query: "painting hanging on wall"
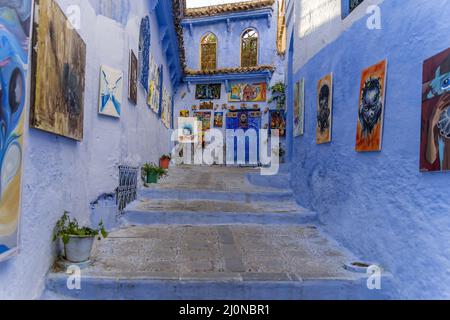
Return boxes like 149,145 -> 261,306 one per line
356,60 -> 388,152
128,50 -> 138,105
139,15 -> 151,92
0,0 -> 33,261
229,82 -> 267,102
178,117 -> 198,143
195,84 -> 221,100
199,101 -> 214,110
194,112 -> 212,132
420,48 -> 450,172
270,110 -> 286,137
161,87 -> 172,129
294,79 -> 305,137
316,73 -> 333,144
99,65 -> 123,118
214,112 -> 224,128
31,0 -> 86,141
180,110 -> 190,117
148,57 -> 161,114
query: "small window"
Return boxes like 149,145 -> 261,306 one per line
200,32 -> 217,71
241,28 -> 258,67
342,0 -> 364,19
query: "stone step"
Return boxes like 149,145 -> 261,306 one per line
246,171 -> 291,190
43,225 -> 394,300
122,199 -> 317,226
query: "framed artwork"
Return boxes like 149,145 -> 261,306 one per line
0,0 -> 33,262
214,112 -> 224,128
316,73 -> 333,144
178,117 -> 198,143
180,110 -> 190,117
99,66 -> 123,118
31,0 -> 86,141
356,60 -> 388,152
294,78 -> 305,137
194,112 -> 212,132
128,50 -> 138,105
270,110 -> 286,137
199,101 -> 214,110
148,57 -> 161,114
161,86 -> 172,129
195,84 -> 221,100
138,15 -> 151,92
420,48 -> 450,172
229,82 -> 267,102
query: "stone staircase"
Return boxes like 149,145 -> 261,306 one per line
43,165 -> 393,300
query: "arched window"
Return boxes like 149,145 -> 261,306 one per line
200,32 -> 217,70
241,28 -> 258,67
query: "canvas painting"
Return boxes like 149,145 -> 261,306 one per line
316,74 -> 333,144
214,112 -> 224,128
180,110 -> 190,117
161,87 -> 172,129
356,60 -> 388,152
31,0 -> 86,141
294,79 -> 305,137
196,84 -> 221,100
148,57 -> 161,114
270,110 -> 286,137
199,101 -> 214,110
128,50 -> 138,105
139,15 -> 151,92
0,0 -> 33,261
194,112 -> 212,132
420,48 -> 450,172
99,66 -> 123,118
229,83 -> 267,102
178,117 -> 198,143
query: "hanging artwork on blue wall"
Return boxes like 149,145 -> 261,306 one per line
0,0 -> 32,262
139,15 -> 151,92
99,65 -> 123,118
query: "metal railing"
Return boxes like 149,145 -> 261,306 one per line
116,165 -> 139,212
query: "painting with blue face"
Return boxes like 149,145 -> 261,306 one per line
0,0 -> 32,261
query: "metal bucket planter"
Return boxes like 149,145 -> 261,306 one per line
146,172 -> 159,184
64,235 -> 95,263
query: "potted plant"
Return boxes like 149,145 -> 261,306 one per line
53,211 -> 108,263
142,163 -> 167,184
160,154 -> 171,169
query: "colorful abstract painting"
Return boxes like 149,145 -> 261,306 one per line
356,60 -> 387,152
294,79 -> 305,137
178,117 -> 198,143
0,0 -> 32,261
99,66 -> 123,118
270,110 -> 286,137
420,48 -> 450,172
229,82 -> 267,102
196,84 -> 221,100
128,50 -> 138,105
214,112 -> 224,128
194,112 -> 212,132
199,101 -> 214,110
161,86 -> 172,129
31,0 -> 86,141
147,56 -> 161,114
180,110 -> 190,117
139,15 -> 151,92
316,74 -> 333,144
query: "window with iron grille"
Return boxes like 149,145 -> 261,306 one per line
200,32 -> 217,70
116,165 -> 138,212
241,28 -> 259,67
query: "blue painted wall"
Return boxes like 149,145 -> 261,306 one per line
291,0 -> 450,299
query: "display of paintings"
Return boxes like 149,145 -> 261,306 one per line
214,112 -> 224,128
200,101 -> 214,110
128,50 -> 138,105
180,110 -> 190,117
194,112 -> 212,132
178,117 -> 198,143
316,74 -> 333,144
139,15 -> 151,92
294,79 -> 305,137
196,84 -> 221,100
0,0 -> 33,261
161,87 -> 172,129
229,82 -> 267,102
270,110 -> 286,137
148,56 -> 161,114
31,0 -> 86,141
356,60 -> 388,152
420,48 -> 450,172
99,66 -> 123,118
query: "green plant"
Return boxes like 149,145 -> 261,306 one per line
142,163 -> 167,178
268,82 -> 286,110
53,211 -> 107,245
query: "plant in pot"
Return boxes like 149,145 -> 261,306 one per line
142,162 -> 167,184
160,154 -> 171,169
53,211 -> 108,263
